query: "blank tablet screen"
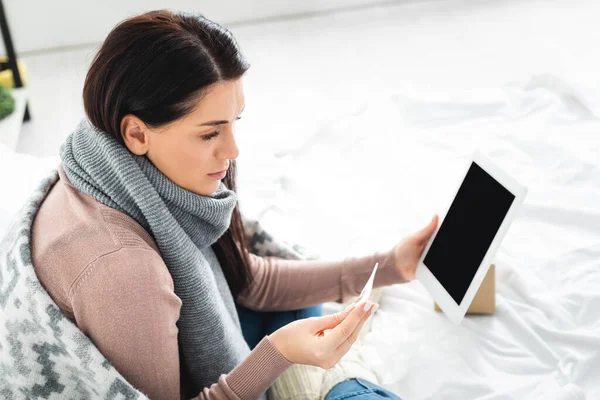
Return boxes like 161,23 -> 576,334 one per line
423,162 -> 515,305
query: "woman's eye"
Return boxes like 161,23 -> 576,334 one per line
235,116 -> 242,121
202,131 -> 220,141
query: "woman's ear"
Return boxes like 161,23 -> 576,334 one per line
120,114 -> 151,155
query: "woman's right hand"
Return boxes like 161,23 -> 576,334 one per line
268,300 -> 378,369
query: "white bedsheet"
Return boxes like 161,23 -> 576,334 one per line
231,73 -> 599,399
360,80 -> 599,400
2,1 -> 599,398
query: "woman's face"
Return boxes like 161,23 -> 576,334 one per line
121,78 -> 245,196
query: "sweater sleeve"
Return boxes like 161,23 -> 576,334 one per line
237,249 -> 404,311
70,247 -> 291,400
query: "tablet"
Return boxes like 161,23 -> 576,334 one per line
416,150 -> 527,324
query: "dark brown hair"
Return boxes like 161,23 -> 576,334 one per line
82,10 -> 253,297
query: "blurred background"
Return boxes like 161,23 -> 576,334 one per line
2,0 -> 599,157
1,0 -> 599,398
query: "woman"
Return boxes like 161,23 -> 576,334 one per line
30,10 -> 438,400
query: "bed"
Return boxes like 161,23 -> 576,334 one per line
1,0 -> 598,398
232,76 -> 599,400
2,75 -> 597,398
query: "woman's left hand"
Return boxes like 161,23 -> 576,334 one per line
391,214 -> 439,281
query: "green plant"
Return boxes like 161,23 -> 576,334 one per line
0,85 -> 16,121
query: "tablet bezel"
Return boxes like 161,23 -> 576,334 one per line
416,149 -> 528,324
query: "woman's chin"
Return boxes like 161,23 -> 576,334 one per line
195,180 -> 221,196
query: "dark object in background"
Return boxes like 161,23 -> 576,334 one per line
0,0 -> 30,121
0,85 -> 15,120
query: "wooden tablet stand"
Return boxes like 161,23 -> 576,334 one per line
434,264 -> 496,314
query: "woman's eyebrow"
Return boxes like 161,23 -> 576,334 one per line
197,104 -> 245,126
198,120 -> 228,126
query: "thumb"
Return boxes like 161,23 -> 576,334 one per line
309,303 -> 357,333
414,214 -> 438,243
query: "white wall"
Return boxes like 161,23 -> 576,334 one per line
1,0 -> 392,54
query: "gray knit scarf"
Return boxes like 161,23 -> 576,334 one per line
60,118 -> 251,396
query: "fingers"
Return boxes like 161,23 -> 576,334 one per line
310,303 -> 356,333
328,300 -> 376,347
334,302 -> 377,358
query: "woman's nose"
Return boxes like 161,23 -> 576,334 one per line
216,127 -> 239,161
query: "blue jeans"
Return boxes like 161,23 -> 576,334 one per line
236,303 -> 402,399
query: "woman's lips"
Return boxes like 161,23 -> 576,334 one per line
207,169 -> 227,180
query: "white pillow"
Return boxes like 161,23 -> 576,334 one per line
0,144 -> 59,237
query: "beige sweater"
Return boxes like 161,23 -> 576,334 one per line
31,166 -> 402,400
